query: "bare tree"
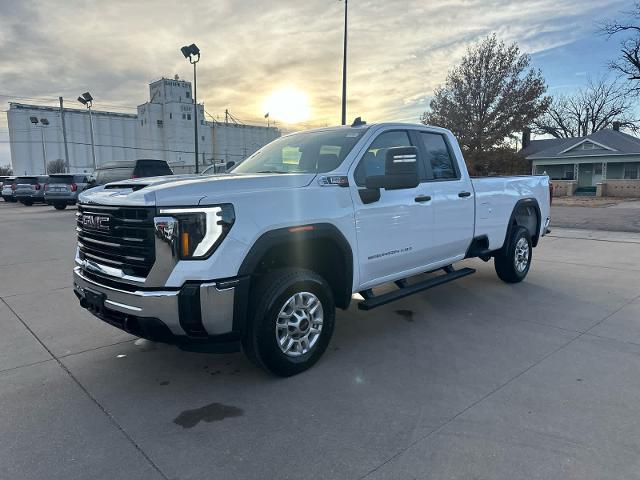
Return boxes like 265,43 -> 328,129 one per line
47,159 -> 66,174
422,35 -> 550,168
0,165 -> 12,176
601,2 -> 640,95
534,78 -> 638,138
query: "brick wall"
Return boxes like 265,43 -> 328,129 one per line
600,180 -> 640,197
551,180 -> 577,197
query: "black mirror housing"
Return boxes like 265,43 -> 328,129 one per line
225,161 -> 235,171
365,146 -> 420,190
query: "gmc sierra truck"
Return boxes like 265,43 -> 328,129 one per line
73,122 -> 550,376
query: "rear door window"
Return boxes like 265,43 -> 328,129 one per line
50,175 -> 74,184
419,132 -> 458,180
17,177 -> 37,185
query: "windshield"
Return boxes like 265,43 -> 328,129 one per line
232,128 -> 366,175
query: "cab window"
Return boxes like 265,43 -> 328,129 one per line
354,131 -> 412,187
419,132 -> 458,180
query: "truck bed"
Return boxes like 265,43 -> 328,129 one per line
471,175 -> 550,250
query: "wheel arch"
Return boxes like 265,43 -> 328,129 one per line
238,223 -> 354,310
503,198 -> 542,249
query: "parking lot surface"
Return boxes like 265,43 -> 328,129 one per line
2,201 -> 640,480
552,199 -> 640,232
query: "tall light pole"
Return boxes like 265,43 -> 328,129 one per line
77,92 -> 97,170
340,0 -> 348,125
30,116 -> 49,173
181,43 -> 201,173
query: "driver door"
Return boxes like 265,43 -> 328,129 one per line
350,129 -> 435,289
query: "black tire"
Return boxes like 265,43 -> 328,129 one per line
22,200 -> 33,206
53,203 -> 67,210
494,226 -> 532,283
242,268 -> 335,377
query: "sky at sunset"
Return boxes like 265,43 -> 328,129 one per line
0,0 -> 633,165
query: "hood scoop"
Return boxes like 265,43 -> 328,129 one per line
104,183 -> 148,192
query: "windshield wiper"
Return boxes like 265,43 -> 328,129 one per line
255,170 -> 291,174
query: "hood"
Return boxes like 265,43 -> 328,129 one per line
79,173 -> 317,207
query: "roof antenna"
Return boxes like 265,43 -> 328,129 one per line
351,116 -> 366,127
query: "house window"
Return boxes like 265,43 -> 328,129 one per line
169,113 -> 172,119
187,114 -> 191,121
186,91 -> 190,98
624,163 -> 639,179
157,120 -> 163,128
182,114 -> 186,120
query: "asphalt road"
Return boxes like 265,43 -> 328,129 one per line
552,200 -> 640,232
2,202 -> 640,480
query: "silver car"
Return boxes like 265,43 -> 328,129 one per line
1,176 -> 16,202
45,174 -> 90,210
14,175 -> 49,206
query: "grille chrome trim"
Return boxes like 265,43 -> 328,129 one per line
76,256 -> 146,284
77,204 -> 155,281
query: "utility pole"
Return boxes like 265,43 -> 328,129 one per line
59,97 -> 70,173
88,106 -> 97,169
341,0 -> 348,125
181,43 -> 201,173
77,92 -> 97,170
193,60 -> 199,173
40,124 -> 47,173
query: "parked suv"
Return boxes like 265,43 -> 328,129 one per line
88,159 -> 173,187
15,175 -> 49,206
1,177 -> 17,202
45,174 -> 90,210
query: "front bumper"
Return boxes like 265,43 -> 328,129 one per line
73,267 -> 241,352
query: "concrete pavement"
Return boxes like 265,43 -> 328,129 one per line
1,202 -> 640,479
552,199 -> 640,232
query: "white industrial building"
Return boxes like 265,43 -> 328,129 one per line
6,77 -> 280,175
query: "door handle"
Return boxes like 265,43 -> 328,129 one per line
458,191 -> 471,198
414,195 -> 432,203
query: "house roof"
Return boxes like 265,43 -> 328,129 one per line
521,129 -> 640,160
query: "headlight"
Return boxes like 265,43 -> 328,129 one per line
157,204 -> 234,259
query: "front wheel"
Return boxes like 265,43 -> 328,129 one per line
494,226 -> 532,283
242,268 -> 335,377
53,203 -> 67,210
21,200 -> 33,206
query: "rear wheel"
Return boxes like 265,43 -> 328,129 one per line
242,268 -> 335,377
53,203 -> 67,210
22,200 -> 33,206
494,226 -> 532,283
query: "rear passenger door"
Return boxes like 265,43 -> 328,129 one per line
417,131 -> 474,262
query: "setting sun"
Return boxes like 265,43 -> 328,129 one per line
263,88 -> 311,124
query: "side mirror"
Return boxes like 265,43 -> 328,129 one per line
365,146 -> 420,190
225,161 -> 235,171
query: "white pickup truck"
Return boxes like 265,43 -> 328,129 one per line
74,122 -> 550,376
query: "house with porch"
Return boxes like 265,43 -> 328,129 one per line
520,123 -> 640,197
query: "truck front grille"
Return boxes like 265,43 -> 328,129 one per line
77,204 -> 156,279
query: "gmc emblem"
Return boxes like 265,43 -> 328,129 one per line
81,214 -> 110,232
